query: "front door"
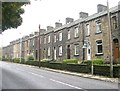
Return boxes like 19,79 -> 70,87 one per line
113,39 -> 119,60
87,48 -> 91,60
67,45 -> 70,59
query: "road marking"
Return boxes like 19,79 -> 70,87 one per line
30,72 -> 44,78
50,78 -> 82,89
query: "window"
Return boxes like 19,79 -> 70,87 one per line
74,44 -> 79,55
26,41 -> 29,47
59,32 -> 62,41
33,39 -> 35,46
59,46 -> 62,56
68,30 -> 70,40
48,35 -> 50,43
48,47 -> 50,56
74,27 -> 79,37
86,24 -> 90,36
96,20 -> 101,33
54,35 -> 56,43
44,37 -> 46,44
112,16 -> 117,29
96,40 -> 103,54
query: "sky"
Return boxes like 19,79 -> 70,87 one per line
0,0 -> 120,47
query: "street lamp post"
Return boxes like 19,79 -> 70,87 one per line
38,24 -> 41,68
107,0 -> 113,78
19,33 -> 22,63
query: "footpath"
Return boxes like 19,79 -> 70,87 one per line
40,67 -> 119,83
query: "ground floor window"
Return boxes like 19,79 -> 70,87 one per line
74,44 -> 79,56
48,47 -> 50,56
59,46 -> 62,56
96,40 -> 103,54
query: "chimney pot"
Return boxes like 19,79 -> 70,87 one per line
47,26 -> 54,31
97,4 -> 107,13
79,12 -> 88,18
66,17 -> 74,24
55,22 -> 62,28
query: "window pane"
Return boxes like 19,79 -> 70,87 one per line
96,40 -> 103,54
75,45 -> 79,55
98,45 -> 102,53
68,30 -> 70,39
96,20 -> 101,33
74,27 -> 78,37
59,32 -> 62,41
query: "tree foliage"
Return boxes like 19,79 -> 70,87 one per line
2,2 -> 30,31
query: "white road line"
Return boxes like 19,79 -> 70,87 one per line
50,78 -> 82,89
30,72 -> 44,78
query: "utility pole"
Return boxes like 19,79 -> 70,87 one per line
107,0 -> 113,78
38,24 -> 41,68
19,33 -> 22,63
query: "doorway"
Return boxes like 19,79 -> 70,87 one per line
113,39 -> 119,61
67,45 -> 70,59
87,48 -> 91,60
54,47 -> 57,60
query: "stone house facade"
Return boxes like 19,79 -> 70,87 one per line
2,2 -> 120,63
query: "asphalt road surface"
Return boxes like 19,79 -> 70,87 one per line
0,61 -> 119,91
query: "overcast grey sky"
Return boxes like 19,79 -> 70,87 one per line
0,0 -> 120,46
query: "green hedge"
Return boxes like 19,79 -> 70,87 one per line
84,58 -> 103,65
27,55 -> 34,61
13,58 -> 20,63
63,59 -> 78,64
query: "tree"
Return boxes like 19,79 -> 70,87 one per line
2,2 -> 30,31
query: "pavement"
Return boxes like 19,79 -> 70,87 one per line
42,67 -> 119,83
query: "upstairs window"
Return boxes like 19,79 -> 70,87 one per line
86,24 -> 90,36
59,32 -> 62,41
112,16 -> 117,29
68,30 -> 70,40
44,37 -> 46,44
54,35 -> 56,43
74,27 -> 79,38
48,35 -> 50,43
96,20 -> 102,33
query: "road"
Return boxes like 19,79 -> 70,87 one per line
0,61 -> 119,91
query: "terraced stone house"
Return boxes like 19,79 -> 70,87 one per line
2,2 -> 120,63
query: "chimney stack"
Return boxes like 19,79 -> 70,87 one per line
97,4 -> 107,13
29,34 -> 34,37
79,12 -> 88,18
34,32 -> 39,35
47,26 -> 54,31
55,22 -> 62,28
65,17 -> 74,24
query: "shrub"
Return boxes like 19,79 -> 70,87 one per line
41,59 -> 53,63
93,58 -> 103,64
13,58 -> 20,63
27,55 -> 34,61
63,59 -> 78,64
84,58 -> 103,65
20,57 -> 25,64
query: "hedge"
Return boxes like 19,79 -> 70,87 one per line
63,59 -> 78,64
